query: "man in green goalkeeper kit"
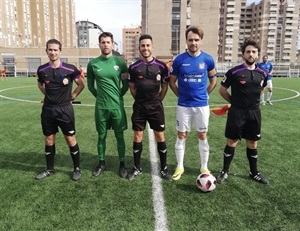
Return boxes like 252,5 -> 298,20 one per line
87,32 -> 129,178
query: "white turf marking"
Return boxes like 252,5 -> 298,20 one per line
0,86 -> 299,107
147,123 -> 169,231
1,83 -> 300,229
269,87 -> 300,102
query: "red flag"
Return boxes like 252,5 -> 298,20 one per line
211,104 -> 230,116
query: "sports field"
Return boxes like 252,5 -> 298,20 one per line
0,77 -> 299,231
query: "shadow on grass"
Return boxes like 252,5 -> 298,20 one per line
0,151 -> 156,179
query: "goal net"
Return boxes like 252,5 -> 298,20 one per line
15,68 -> 29,77
288,69 -> 300,78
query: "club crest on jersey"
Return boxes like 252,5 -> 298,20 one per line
45,80 -> 50,84
114,65 -> 119,71
63,78 -> 69,85
199,63 -> 205,69
156,74 -> 161,81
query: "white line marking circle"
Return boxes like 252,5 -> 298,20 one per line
1,86 -> 299,107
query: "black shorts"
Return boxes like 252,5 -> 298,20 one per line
41,104 -> 75,136
225,107 -> 261,141
131,102 -> 165,131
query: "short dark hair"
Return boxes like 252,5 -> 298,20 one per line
46,39 -> 62,51
139,34 -> 152,42
98,32 -> 114,43
185,26 -> 204,39
241,39 -> 260,54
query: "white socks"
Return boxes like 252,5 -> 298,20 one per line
261,92 -> 272,102
175,137 -> 210,171
175,137 -> 185,169
198,139 -> 210,171
260,93 -> 265,102
267,92 -> 272,101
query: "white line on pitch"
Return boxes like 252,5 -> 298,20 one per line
147,123 -> 169,231
1,86 -> 299,107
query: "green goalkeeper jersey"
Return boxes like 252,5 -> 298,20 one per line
87,55 -> 128,109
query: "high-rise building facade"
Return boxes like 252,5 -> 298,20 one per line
141,0 -> 300,64
0,0 -> 77,48
247,0 -> 300,64
76,20 -> 104,48
0,0 -> 103,77
141,0 -> 220,61
122,27 -> 141,64
218,0 -> 246,63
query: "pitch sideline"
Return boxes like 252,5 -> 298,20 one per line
148,124 -> 169,231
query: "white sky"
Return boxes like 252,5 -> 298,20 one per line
74,0 -> 141,47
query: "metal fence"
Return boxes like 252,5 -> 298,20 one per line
216,63 -> 300,77
3,60 -> 90,78
3,61 -> 300,78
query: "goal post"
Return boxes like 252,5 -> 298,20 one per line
15,68 -> 29,77
288,69 -> 299,78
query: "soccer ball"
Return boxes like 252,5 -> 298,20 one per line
196,173 -> 217,192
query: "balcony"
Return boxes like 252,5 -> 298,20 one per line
268,33 -> 276,37
225,44 -> 233,48
227,1 -> 235,6
283,44 -> 292,49
282,56 -> 291,60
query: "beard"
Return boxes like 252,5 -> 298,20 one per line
102,51 -> 110,56
141,54 -> 151,59
188,45 -> 201,56
244,59 -> 256,66
140,50 -> 151,59
188,46 -> 197,52
101,48 -> 112,56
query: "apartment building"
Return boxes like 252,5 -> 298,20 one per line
141,0 -> 299,65
218,0 -> 246,63
0,0 -> 101,76
141,0 -> 220,61
251,0 -> 300,64
122,27 -> 141,64
76,20 -> 104,49
0,0 -> 77,48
